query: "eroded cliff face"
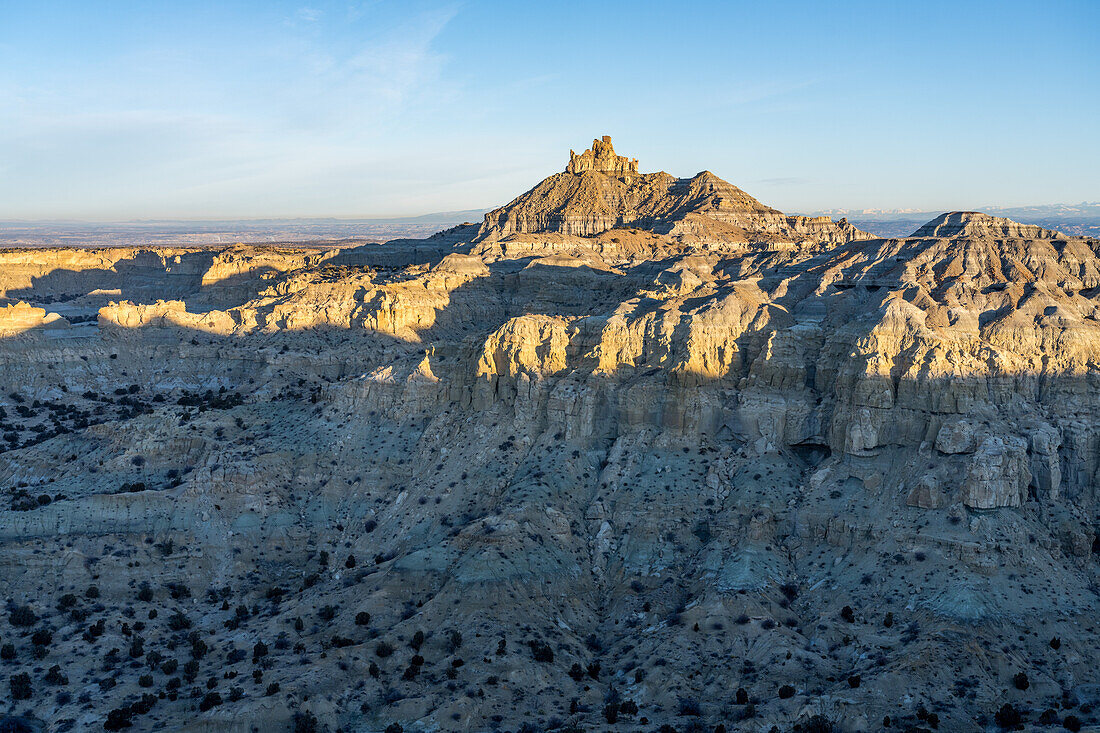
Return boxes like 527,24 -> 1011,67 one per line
1,153 -> 1100,733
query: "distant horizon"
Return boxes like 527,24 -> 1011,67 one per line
2,1 -> 1097,219
1,201 -> 1099,227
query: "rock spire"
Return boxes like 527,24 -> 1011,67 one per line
565,135 -> 639,176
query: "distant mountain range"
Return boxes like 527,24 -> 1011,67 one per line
805,202 -> 1100,238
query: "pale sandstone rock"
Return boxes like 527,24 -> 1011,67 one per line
935,419 -> 979,454
565,136 -> 639,176
0,301 -> 69,334
907,474 -> 948,509
962,436 -> 1031,508
1029,423 -> 1063,500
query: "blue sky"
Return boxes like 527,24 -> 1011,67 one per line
1,0 -> 1097,219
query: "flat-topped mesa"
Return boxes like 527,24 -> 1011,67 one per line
566,136 -> 639,176
911,211 -> 1064,239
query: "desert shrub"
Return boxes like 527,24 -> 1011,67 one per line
166,583 -> 190,600
45,665 -> 68,685
355,612 -> 371,627
1013,672 -> 1029,690
375,641 -> 394,658
1064,715 -> 1082,732
994,703 -> 1023,728
138,674 -> 153,688
293,711 -> 319,733
199,691 -> 222,712
445,629 -> 462,653
253,641 -> 268,660
802,715 -> 835,733
57,593 -> 78,611
265,682 -> 280,696
883,612 -> 894,628
410,630 -> 424,650
603,701 -> 619,723
1050,637 -> 1061,650
778,684 -> 796,699
569,663 -> 584,681
167,612 -> 191,631
104,707 -> 132,730
735,687 -> 749,704
840,606 -> 855,623
528,640 -> 554,663
161,658 -> 178,674
1,643 -> 15,661
317,605 -> 336,622
9,605 -> 37,627
10,671 -> 32,699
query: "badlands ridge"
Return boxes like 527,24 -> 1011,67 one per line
1,138 -> 1100,732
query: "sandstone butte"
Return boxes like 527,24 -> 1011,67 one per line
0,138 -> 1099,733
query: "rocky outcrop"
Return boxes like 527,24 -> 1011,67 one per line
962,436 -> 1031,508
565,135 -> 639,176
477,138 -> 873,247
0,302 -> 69,335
